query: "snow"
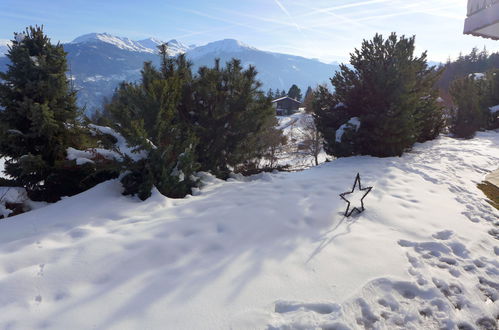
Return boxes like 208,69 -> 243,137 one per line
29,56 -> 39,66
71,33 -> 157,53
187,39 -> 254,60
470,72 -> 486,80
0,131 -> 498,329
71,33 -> 193,56
276,112 -> 328,168
0,187 -> 28,218
0,39 -> 12,57
88,124 -> 148,161
336,117 -> 361,143
272,96 -> 300,103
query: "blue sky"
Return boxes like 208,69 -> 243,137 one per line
1,0 -> 497,63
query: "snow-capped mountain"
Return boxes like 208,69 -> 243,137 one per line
186,38 -> 337,99
70,33 -> 194,56
0,33 -> 340,113
0,39 -> 11,57
71,33 -> 156,53
187,39 -> 254,59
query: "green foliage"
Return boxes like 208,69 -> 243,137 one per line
438,47 -> 499,92
105,48 -> 199,200
0,26 -> 110,201
287,84 -> 302,101
449,71 -> 498,138
315,33 -> 444,158
190,58 -> 278,178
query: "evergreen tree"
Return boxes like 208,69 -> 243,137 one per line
190,59 -> 279,178
316,33 -> 443,158
288,84 -> 302,101
303,86 -> 315,113
0,26 -> 98,201
105,46 -> 198,200
266,88 -> 274,99
275,89 -> 281,98
449,73 -> 492,138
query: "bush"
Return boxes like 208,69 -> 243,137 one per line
104,50 -> 199,200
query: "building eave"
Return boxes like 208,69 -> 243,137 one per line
464,1 -> 499,39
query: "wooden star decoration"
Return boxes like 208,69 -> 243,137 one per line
340,173 -> 373,217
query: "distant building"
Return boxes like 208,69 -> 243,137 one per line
272,96 -> 301,116
464,0 -> 499,39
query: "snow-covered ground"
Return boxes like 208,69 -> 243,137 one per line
276,112 -> 328,169
0,131 -> 498,329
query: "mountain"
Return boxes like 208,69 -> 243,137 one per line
0,39 -> 11,57
0,33 -> 339,113
186,39 -> 336,98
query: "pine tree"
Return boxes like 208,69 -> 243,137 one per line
0,26 -> 94,201
105,46 -> 198,200
316,33 -> 443,157
275,89 -> 281,98
287,84 -> 302,101
190,59 -> 279,178
449,75 -> 487,138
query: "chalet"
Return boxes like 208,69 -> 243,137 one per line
272,96 -> 301,116
464,0 -> 499,39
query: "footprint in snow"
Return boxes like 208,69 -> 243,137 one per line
432,230 -> 454,240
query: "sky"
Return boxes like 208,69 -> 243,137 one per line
1,0 -> 498,63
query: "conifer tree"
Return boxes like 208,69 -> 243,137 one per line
449,75 -> 487,138
190,59 -> 278,178
0,26 -> 93,201
316,33 -> 443,157
287,84 -> 302,101
105,46 -> 198,200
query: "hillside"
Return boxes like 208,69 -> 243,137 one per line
0,131 -> 497,329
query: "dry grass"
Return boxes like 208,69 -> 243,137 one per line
478,182 -> 499,210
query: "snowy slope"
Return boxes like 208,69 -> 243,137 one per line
71,33 -> 156,53
70,33 -> 193,56
136,38 -> 193,56
277,112 -> 328,168
0,39 -> 11,57
187,39 -> 255,59
0,132 -> 498,329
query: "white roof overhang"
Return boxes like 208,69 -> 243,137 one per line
464,0 -> 499,40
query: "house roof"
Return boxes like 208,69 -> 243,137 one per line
271,96 -> 301,104
464,0 -> 499,40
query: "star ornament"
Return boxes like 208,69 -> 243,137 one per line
340,173 -> 373,217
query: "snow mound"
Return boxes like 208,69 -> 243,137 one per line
0,131 -> 498,329
336,117 -> 360,143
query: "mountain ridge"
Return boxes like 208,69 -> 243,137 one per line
0,33 -> 340,113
